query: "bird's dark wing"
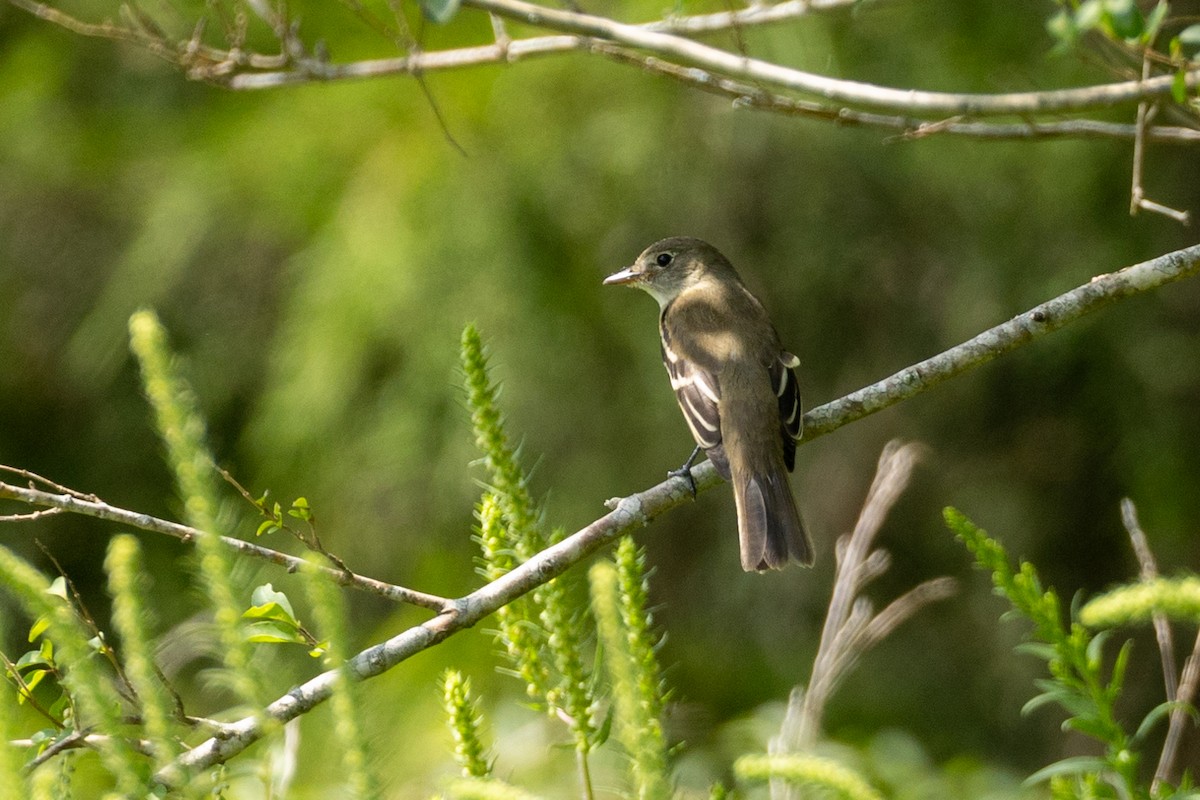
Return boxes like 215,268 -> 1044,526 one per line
771,350 -> 802,472
660,336 -> 722,452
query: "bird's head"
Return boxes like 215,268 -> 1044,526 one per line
604,237 -> 734,308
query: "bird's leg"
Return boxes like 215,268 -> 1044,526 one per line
667,445 -> 703,498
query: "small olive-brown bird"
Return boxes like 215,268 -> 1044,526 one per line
604,237 -> 812,571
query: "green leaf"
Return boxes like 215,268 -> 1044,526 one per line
420,0 -> 462,24
242,602 -> 296,625
17,669 -> 47,703
1063,714 -> 1116,741
1022,690 -> 1069,716
1132,700 -> 1191,744
287,498 -> 311,521
1178,23 -> 1200,51
27,615 -> 51,642
1143,0 -> 1169,43
1172,69 -> 1189,104
243,620 -> 306,645
256,519 -> 279,537
1024,755 -> 1110,785
16,646 -> 52,670
1084,629 -> 1109,669
1075,0 -> 1104,31
1104,0 -> 1143,39
46,576 -> 68,600
248,583 -> 296,619
1014,641 -> 1057,661
1105,640 -> 1132,698
593,703 -> 615,749
1046,9 -> 1077,51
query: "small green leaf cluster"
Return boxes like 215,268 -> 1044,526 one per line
0,542 -> 151,796
441,670 -> 492,779
461,325 -> 599,755
241,583 -> 326,656
437,535 -> 676,800
1045,0 -> 1200,105
944,507 -> 1183,798
590,539 -> 671,800
254,495 -> 313,539
455,327 -> 683,798
1047,0 -> 1169,50
0,309 -> 382,795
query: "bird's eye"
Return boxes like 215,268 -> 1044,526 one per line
655,253 -> 673,267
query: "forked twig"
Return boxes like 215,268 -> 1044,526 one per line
777,442 -> 955,755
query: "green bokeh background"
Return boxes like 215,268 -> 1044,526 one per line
2,0 -> 1200,794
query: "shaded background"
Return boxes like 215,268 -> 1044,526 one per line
2,0 -> 1200,794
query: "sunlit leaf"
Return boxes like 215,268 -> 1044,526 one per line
1104,0 -> 1143,39
243,620 -> 306,645
26,615 -> 51,643
1075,0 -> 1103,31
1024,755 -> 1110,785
248,584 -> 296,619
1178,23 -> 1200,51
1143,0 -> 1169,42
421,0 -> 462,24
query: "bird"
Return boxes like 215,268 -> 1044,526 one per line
604,236 -> 812,571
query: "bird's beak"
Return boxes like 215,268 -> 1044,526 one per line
603,266 -> 640,286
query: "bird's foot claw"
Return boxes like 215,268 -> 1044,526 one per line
668,465 -> 698,498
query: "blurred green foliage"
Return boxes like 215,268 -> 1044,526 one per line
2,0 -> 1200,794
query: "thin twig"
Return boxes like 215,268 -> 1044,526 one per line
157,464 -> 712,783
593,44 -> 1200,145
1129,56 -> 1192,224
12,0 -> 1200,141
0,649 -> 65,731
1160,635 -> 1200,790
0,508 -> 64,523
797,441 -> 926,748
33,540 -> 140,707
1120,499 -> 1176,700
12,731 -> 156,772
216,39 -> 1200,145
0,480 -> 454,613
463,0 -> 1200,117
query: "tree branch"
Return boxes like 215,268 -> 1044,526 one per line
157,468 -> 710,782
802,242 -> 1200,438
148,242 -> 1200,780
0,241 -> 1194,778
463,0 -> 1200,116
0,481 -> 453,612
593,44 -> 1200,145
11,0 -> 1200,143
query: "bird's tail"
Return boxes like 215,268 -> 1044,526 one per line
733,466 -> 812,571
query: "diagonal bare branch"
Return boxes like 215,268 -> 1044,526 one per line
802,242 -> 1200,438
0,480 -> 453,612
3,242 -> 1198,781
